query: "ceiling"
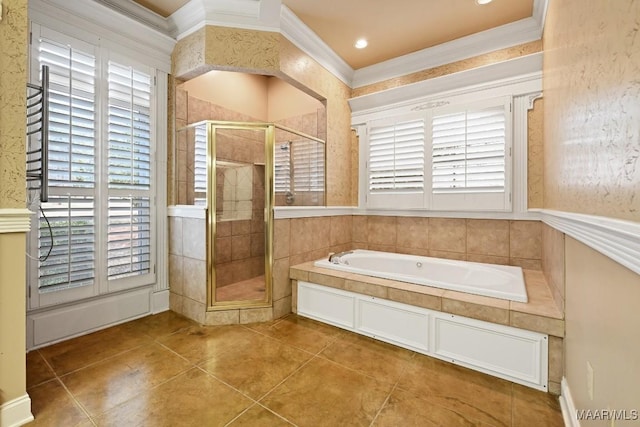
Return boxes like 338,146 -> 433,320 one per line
133,0 -> 534,70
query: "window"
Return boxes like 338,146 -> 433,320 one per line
364,97 -> 511,211
29,25 -> 158,307
274,139 -> 324,193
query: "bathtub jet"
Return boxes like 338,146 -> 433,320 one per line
315,249 -> 527,303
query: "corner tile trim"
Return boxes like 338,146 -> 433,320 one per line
537,209 -> 640,277
0,208 -> 33,233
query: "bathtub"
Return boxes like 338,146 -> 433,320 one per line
314,249 -> 527,303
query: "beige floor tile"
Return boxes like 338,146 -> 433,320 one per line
26,350 -> 55,389
512,384 -> 564,427
319,332 -> 414,384
93,368 -> 252,427
373,387 -> 495,426
28,379 -> 91,426
61,343 -> 192,417
39,323 -> 152,375
397,354 -> 513,426
228,404 -> 294,426
261,357 -> 392,427
247,314 -> 342,354
157,324 -> 257,364
200,333 -> 311,399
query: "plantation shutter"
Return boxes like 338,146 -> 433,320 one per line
36,34 -> 97,293
292,140 -> 324,192
107,61 -> 154,283
368,119 -> 425,192
274,142 -> 291,193
38,196 -> 95,292
432,105 -> 506,193
194,124 -> 207,204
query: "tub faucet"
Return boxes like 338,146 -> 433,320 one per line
328,251 -> 353,264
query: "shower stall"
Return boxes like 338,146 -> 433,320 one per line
172,120 -> 324,320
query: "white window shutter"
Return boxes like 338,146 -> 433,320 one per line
274,141 -> 291,193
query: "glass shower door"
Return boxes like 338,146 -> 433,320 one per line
209,124 -> 272,306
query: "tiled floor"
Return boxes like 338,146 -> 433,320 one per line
217,275 -> 266,302
26,311 -> 564,426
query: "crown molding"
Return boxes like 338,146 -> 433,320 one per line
352,12 -> 544,89
169,0 -> 281,40
349,53 -> 543,119
32,0 -> 175,64
279,6 -> 354,86
94,0 -> 171,35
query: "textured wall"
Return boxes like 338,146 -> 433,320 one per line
528,99 -> 544,208
0,0 -> 29,408
172,29 -> 355,206
543,0 -> 640,220
0,0 -> 28,208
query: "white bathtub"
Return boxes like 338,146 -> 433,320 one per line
314,249 -> 527,303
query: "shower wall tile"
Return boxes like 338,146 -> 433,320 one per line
352,216 -> 368,243
273,258 -> 291,301
466,219 -> 510,257
429,218 -> 467,253
169,217 -> 183,256
240,308 -> 272,324
273,296 -> 292,318
428,250 -> 467,261
542,223 -> 565,307
169,255 -> 184,295
330,216 -> 352,246
367,216 -> 397,246
183,258 -> 207,304
396,217 -> 429,249
231,235 -> 251,260
273,219 -> 291,260
510,221 -> 542,260
182,297 -> 206,324
182,218 -> 206,261
466,254 -> 510,266
169,292 -> 183,314
215,237 -> 232,264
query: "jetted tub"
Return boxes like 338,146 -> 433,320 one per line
314,249 -> 528,303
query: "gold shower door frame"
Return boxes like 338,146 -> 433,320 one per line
205,121 -> 274,310
203,120 -> 325,310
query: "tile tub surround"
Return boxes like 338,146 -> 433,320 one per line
353,216 -> 543,270
290,260 -> 564,394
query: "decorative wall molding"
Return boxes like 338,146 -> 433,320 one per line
95,0 -> 548,90
559,377 -> 581,427
0,394 -> 34,427
536,209 -> 640,277
32,0 -> 174,72
349,53 -> 543,120
351,0 -> 548,88
0,209 -> 33,233
168,0 -> 281,40
280,6 -> 353,86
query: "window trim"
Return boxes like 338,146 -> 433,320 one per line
354,72 -> 542,216
27,20 -> 166,310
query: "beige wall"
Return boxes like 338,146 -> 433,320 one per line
0,0 -> 29,407
564,238 -> 640,418
542,0 -> 640,416
267,77 -> 324,123
181,71 -> 269,121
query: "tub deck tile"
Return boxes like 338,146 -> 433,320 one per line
289,257 -> 565,338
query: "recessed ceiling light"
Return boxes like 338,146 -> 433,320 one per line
476,0 -> 492,4
355,38 -> 368,49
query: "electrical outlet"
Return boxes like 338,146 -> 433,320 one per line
587,361 -> 594,400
